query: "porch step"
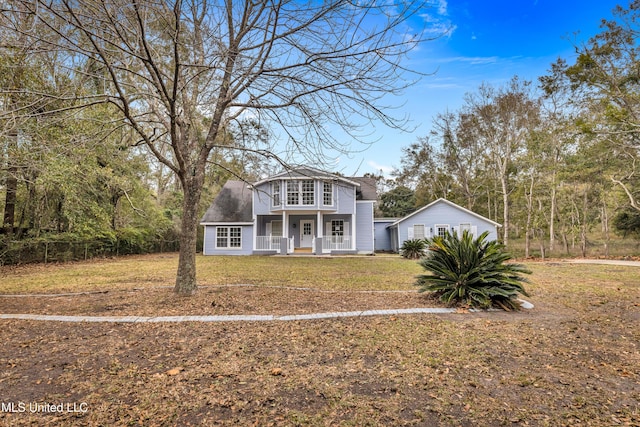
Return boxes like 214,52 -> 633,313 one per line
293,248 -> 313,254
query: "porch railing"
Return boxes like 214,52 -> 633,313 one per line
322,236 -> 352,251
256,236 -> 295,254
256,236 -> 282,251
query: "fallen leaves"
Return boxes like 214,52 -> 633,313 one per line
165,367 -> 184,376
0,261 -> 639,426
270,368 -> 284,376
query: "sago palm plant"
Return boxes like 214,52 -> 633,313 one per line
415,230 -> 531,310
400,238 -> 427,259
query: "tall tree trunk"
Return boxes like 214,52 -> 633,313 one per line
601,201 -> 610,257
538,231 -> 546,260
549,179 -> 556,252
3,131 -> 18,235
174,171 -> 205,296
524,174 -> 534,258
3,173 -> 17,235
537,198 -> 546,260
486,188 -> 491,221
501,175 -> 509,246
580,190 -> 588,258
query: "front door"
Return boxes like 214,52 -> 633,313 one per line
300,220 -> 314,247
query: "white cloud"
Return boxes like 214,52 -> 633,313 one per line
419,0 -> 456,39
436,56 -> 500,65
367,160 -> 394,177
423,82 -> 464,89
436,0 -> 448,16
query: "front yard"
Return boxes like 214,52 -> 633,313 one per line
0,254 -> 638,426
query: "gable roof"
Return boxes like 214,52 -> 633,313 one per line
350,176 -> 377,201
252,166 -> 377,201
200,180 -> 253,223
253,166 -> 361,187
390,198 -> 501,228
201,168 -> 378,225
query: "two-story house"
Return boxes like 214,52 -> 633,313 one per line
200,167 -> 377,255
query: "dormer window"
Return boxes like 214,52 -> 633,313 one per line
302,180 -> 314,205
287,180 -> 315,205
323,182 -> 333,206
272,181 -> 281,206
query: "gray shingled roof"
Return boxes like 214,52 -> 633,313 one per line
201,170 -> 377,225
267,166 -> 336,181
200,181 -> 253,223
350,176 -> 377,201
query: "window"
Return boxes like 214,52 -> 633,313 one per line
216,226 -> 242,249
413,224 -> 425,239
272,182 -> 280,206
331,219 -> 344,243
303,221 -> 312,236
323,182 -> 333,205
435,224 -> 450,238
302,180 -> 314,205
459,223 -> 471,237
270,221 -> 282,237
286,180 -> 315,205
287,180 -> 299,205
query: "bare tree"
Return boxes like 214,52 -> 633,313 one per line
1,0 -> 430,294
432,110 -> 485,210
461,77 -> 540,246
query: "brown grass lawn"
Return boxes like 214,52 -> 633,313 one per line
0,254 -> 639,426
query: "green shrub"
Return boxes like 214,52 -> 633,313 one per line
415,230 -> 531,310
400,238 -> 427,259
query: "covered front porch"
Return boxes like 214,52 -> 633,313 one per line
254,212 -> 354,254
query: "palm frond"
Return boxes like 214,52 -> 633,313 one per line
415,230 -> 531,309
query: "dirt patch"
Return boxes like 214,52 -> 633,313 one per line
1,259 -> 639,426
0,285 -> 436,317
0,285 -> 638,426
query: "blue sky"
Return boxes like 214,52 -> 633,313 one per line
336,0 -> 624,177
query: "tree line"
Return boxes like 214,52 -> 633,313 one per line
376,2 -> 640,258
0,0 -> 428,293
2,1 -> 640,285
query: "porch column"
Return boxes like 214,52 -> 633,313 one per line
282,211 -> 289,254
282,211 -> 287,237
315,211 -> 323,255
252,217 -> 257,252
351,213 -> 356,250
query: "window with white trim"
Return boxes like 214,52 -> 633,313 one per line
413,224 -> 425,239
459,223 -> 471,237
435,224 -> 450,238
302,180 -> 314,205
287,180 -> 299,205
272,181 -> 280,206
271,220 -> 282,237
323,182 -> 333,206
286,180 -> 315,205
331,219 -> 344,243
216,226 -> 242,249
